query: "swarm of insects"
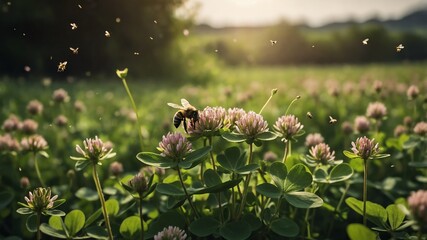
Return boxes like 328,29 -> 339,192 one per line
167,99 -> 199,133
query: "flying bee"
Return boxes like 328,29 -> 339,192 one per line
329,116 -> 337,124
306,112 -> 313,119
167,98 -> 199,133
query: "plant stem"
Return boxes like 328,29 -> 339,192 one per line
177,167 -> 199,218
305,208 -> 312,239
327,181 -> 351,238
34,153 -> 45,187
121,78 -> 144,151
92,164 -> 114,240
237,143 -> 253,219
259,89 -> 277,114
138,197 -> 144,240
363,158 -> 368,226
282,141 -> 290,163
208,137 -> 216,171
36,212 -> 41,240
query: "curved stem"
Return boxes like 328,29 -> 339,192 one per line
34,153 -> 45,187
92,164 -> 114,240
177,167 -> 199,218
138,197 -> 144,240
121,78 -> 144,151
282,141 -> 290,163
363,158 -> 368,226
237,143 -> 253,219
259,89 -> 277,115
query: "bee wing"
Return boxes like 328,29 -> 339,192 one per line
181,98 -> 191,108
167,102 -> 184,109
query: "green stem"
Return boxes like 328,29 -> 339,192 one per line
363,158 -> 368,226
208,137 -> 216,171
282,141 -> 290,163
36,212 -> 41,240
138,197 -> 144,240
92,164 -> 114,240
327,181 -> 351,238
259,89 -> 277,114
177,167 -> 199,218
305,208 -> 312,239
121,78 -> 144,151
34,153 -> 45,187
284,96 -> 300,115
237,143 -> 253,219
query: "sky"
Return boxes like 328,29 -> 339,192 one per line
184,0 -> 426,27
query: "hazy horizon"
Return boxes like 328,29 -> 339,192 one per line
182,0 -> 426,28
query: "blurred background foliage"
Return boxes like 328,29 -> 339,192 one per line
1,1 -> 427,80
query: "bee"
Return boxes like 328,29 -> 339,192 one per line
362,38 -> 369,45
270,40 -> 277,45
396,43 -> 404,52
167,99 -> 199,133
306,112 -> 313,119
329,116 -> 337,124
69,47 -> 79,54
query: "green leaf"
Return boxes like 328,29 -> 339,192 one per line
16,207 -> 34,215
235,164 -> 259,175
345,197 -> 387,228
45,209 -> 66,216
204,169 -> 222,187
284,192 -> 323,208
349,158 -> 364,173
408,161 -> 427,168
85,226 -> 109,239
65,210 -> 85,236
329,163 -> 354,183
256,131 -> 277,141
156,183 -> 185,196
217,147 -> 247,173
387,204 -> 405,230
0,191 -> 14,210
85,208 -> 102,228
221,132 -> 247,143
219,220 -> 252,240
75,187 -> 99,201
313,168 -> 328,183
70,156 -> 88,161
53,198 -> 66,208
26,214 -> 38,233
256,183 -> 282,199
192,179 -> 242,194
136,152 -> 177,169
189,216 -> 220,237
75,160 -> 91,171
119,216 -> 141,240
180,146 -> 211,169
283,164 -> 312,192
145,211 -> 186,239
343,150 -> 359,159
270,217 -> 299,237
347,223 -> 377,240
49,216 -> 63,231
106,199 -> 120,216
242,213 -> 262,231
269,162 -> 287,190
39,223 -> 68,239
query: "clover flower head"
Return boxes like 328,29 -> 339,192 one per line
393,125 -> 407,137
20,177 -> 30,189
373,80 -> 383,93
54,115 -> 68,127
154,226 -> 187,240
407,85 -> 419,100
413,121 -> 427,136
75,136 -> 115,162
128,171 -> 148,194
307,143 -> 336,166
158,132 -> 192,160
20,135 -> 48,153
407,190 -> 427,227
23,187 -> 58,213
74,100 -> 86,112
351,136 -> 379,160
305,133 -> 324,147
225,107 -> 246,129
274,114 -> 303,140
2,115 -> 21,132
188,106 -> 226,136
354,116 -> 370,134
366,102 -> 387,120
21,119 -> 38,134
263,151 -> 278,162
0,134 -> 20,152
52,88 -> 70,103
403,116 -> 413,127
109,161 -> 123,177
235,111 -> 269,138
27,100 -> 43,115
341,121 -> 353,135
